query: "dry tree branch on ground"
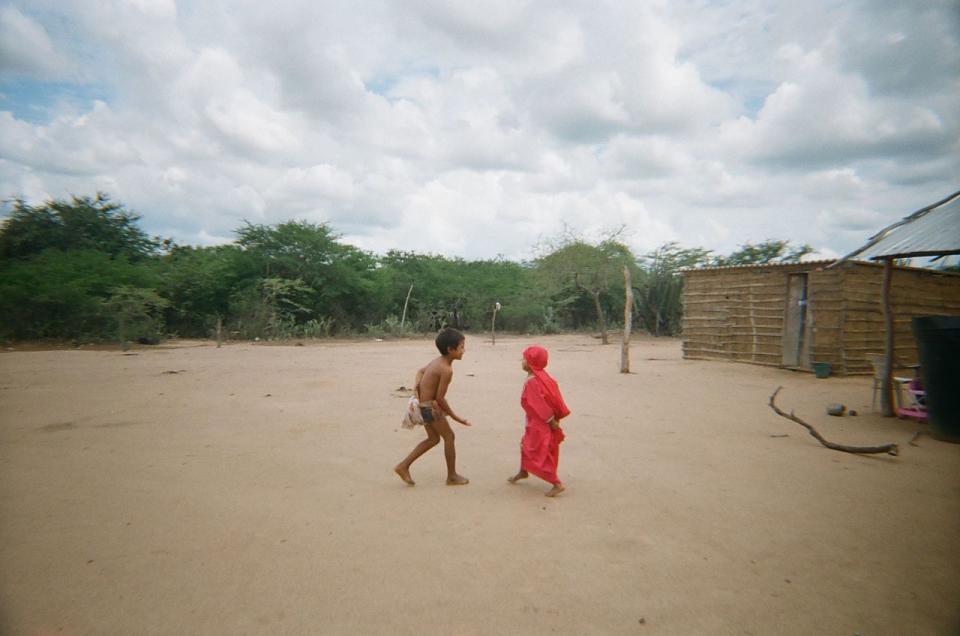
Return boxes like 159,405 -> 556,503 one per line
768,386 -> 899,456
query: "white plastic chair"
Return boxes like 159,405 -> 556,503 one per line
864,353 -> 913,411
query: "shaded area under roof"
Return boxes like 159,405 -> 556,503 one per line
837,188 -> 960,261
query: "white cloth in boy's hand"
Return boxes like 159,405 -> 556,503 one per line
402,396 -> 424,429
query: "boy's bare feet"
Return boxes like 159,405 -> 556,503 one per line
507,470 -> 528,483
545,483 -> 565,497
394,465 -> 415,486
446,474 -> 470,485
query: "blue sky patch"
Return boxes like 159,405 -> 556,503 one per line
365,66 -> 442,99
0,78 -> 110,124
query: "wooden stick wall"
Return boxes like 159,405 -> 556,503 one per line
681,262 -> 960,375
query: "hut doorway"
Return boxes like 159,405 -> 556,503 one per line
782,273 -> 810,368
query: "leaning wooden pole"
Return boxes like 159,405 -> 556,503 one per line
621,266 -> 632,373
400,284 -> 414,331
881,258 -> 895,417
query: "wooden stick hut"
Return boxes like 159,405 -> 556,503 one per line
831,188 -> 960,415
681,259 -> 960,376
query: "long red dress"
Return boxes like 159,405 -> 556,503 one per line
520,375 -> 566,485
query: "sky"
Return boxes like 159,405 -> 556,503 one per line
1,0 -> 958,262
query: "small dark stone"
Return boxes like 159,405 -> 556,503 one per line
827,403 -> 846,416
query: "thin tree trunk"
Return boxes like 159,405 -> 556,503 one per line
592,290 -> 608,344
216,315 -> 223,348
400,284 -> 414,331
491,303 -> 499,345
119,316 -> 129,351
621,266 -> 632,373
881,258 -> 895,417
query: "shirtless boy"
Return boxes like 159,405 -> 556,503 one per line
394,328 -> 472,486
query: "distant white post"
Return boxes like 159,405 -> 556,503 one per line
492,301 -> 501,345
400,284 -> 414,331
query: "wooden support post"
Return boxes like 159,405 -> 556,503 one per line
881,258 -> 895,417
621,266 -> 633,373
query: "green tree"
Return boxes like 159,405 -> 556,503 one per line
372,251 -> 540,334
634,242 -> 712,336
534,232 -> 637,343
227,277 -> 315,339
235,221 -> 377,330
102,286 -> 170,349
158,244 -> 253,337
0,193 -> 161,261
714,239 -> 813,266
0,193 -> 165,341
457,257 -> 538,333
375,251 -> 465,330
0,249 -> 158,340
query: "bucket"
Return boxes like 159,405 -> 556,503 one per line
912,316 -> 960,443
813,362 -> 831,379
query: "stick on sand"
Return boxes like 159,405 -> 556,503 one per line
768,386 -> 899,456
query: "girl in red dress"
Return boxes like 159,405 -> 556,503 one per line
508,345 -> 570,497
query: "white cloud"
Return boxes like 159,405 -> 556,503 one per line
718,42 -> 952,167
124,0 -> 177,19
816,206 -> 884,234
0,0 -> 957,262
0,6 -> 71,76
203,91 -> 300,155
0,103 -> 141,175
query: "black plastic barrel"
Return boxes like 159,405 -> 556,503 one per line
912,315 -> 960,443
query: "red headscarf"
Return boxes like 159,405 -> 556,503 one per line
523,345 -> 571,421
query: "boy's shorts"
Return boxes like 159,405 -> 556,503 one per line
418,400 -> 441,424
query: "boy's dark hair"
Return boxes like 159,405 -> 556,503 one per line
435,327 -> 465,355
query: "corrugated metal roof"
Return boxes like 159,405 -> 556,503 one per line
838,189 -> 960,261
679,259 -> 836,273
682,259 -> 960,275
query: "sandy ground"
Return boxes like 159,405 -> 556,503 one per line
1,334 -> 958,636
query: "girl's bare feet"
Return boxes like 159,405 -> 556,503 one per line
446,474 -> 470,485
394,465 -> 415,486
507,470 -> 528,483
545,483 -> 565,497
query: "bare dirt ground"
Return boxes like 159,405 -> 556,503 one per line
1,334 -> 958,635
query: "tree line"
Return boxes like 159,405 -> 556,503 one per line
0,193 -> 813,345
